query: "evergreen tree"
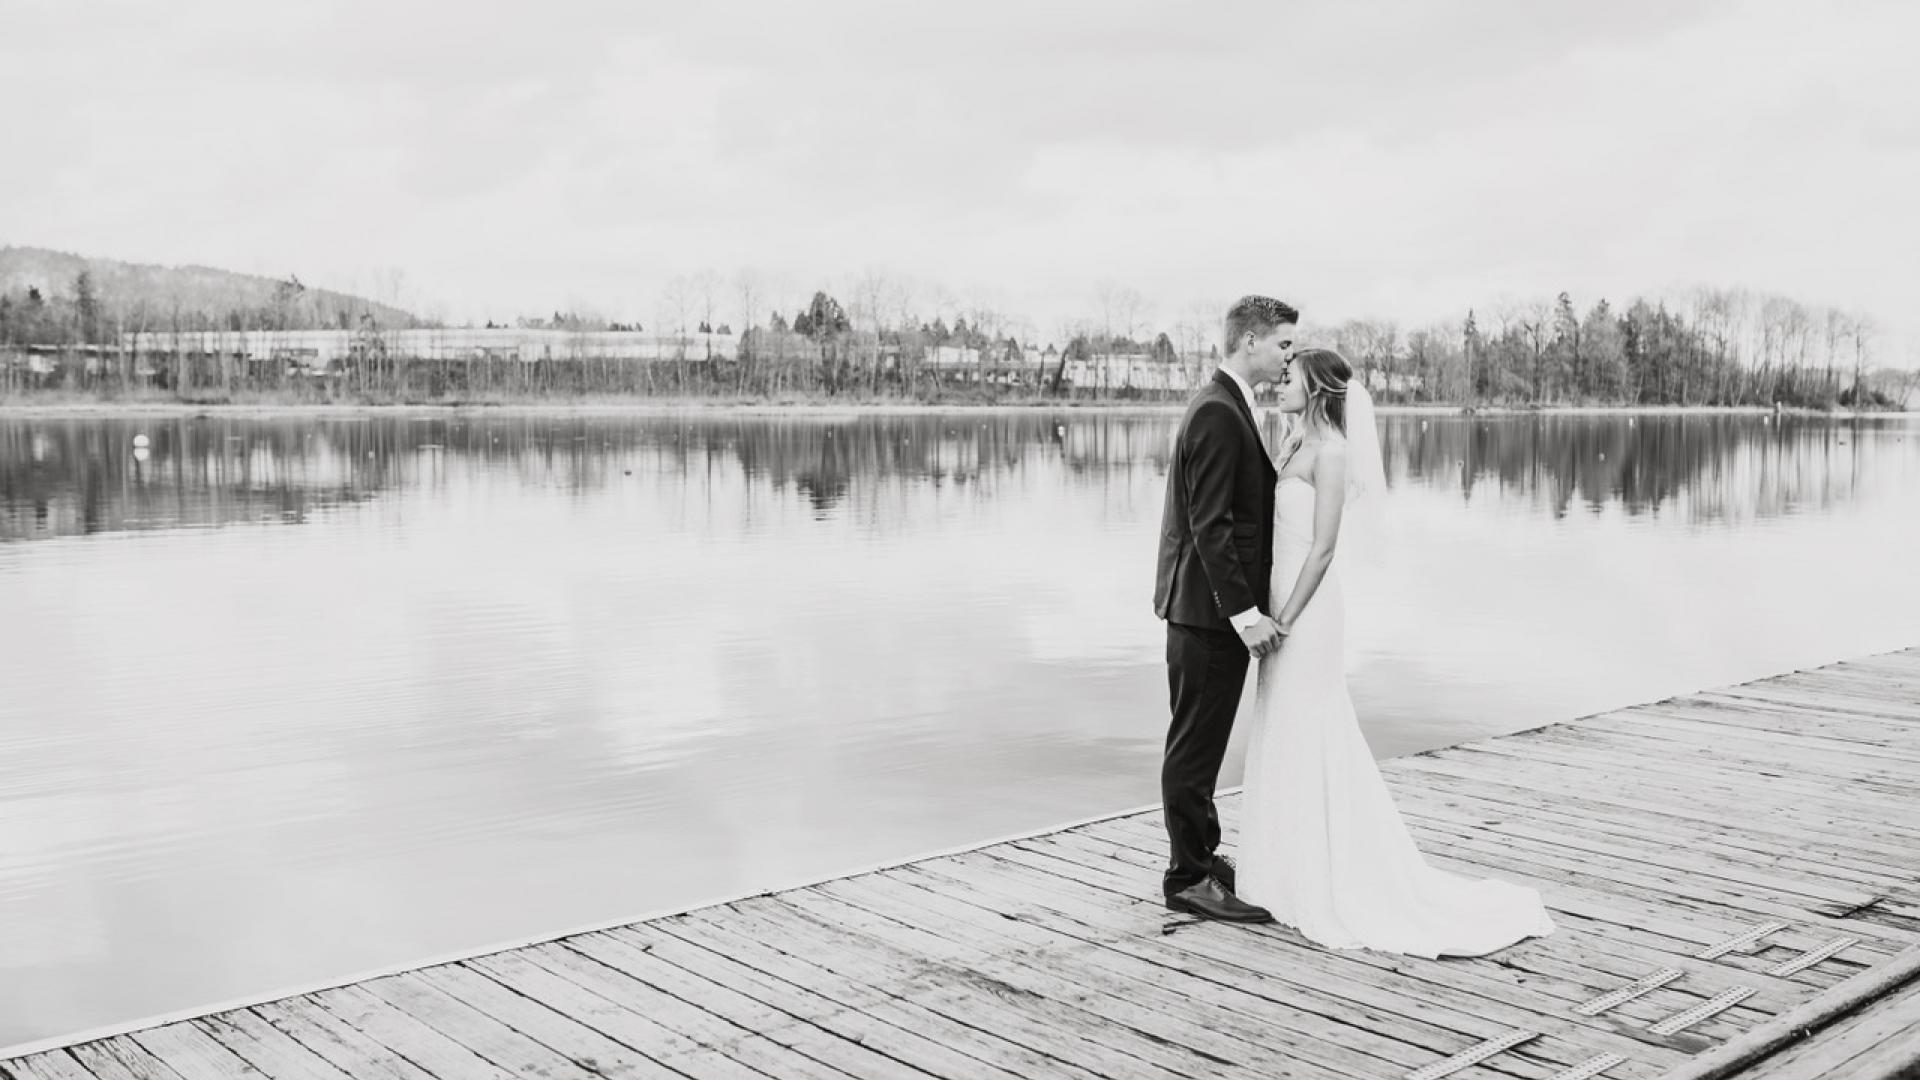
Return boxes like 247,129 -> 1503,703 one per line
1552,291 -> 1581,398
75,271 -> 101,344
1462,309 -> 1480,404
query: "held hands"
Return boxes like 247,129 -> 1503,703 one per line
1237,615 -> 1288,659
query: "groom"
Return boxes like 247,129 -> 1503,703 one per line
1152,295 -> 1298,923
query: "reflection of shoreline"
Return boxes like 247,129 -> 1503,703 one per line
3,401 -> 1911,419
4,411 -> 1913,543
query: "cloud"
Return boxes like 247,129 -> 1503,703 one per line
1,0 -> 1913,359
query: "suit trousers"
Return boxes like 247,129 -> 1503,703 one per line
1162,620 -> 1251,897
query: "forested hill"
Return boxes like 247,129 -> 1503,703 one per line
0,246 -> 420,331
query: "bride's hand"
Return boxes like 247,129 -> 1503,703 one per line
1238,616 -> 1284,659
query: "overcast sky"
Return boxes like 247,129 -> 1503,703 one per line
4,0 -> 1915,357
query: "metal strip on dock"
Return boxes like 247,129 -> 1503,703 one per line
1546,1052 -> 1629,1080
1574,968 -> 1683,1015
1404,1029 -> 1541,1080
1767,936 -> 1859,977
1696,921 -> 1788,959
1648,987 -> 1757,1036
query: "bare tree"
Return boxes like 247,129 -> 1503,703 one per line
1819,307 -> 1845,397
885,276 -> 921,394
733,269 -> 762,394
1515,299 -> 1553,402
1848,312 -> 1878,404
693,269 -> 722,361
849,270 -> 893,393
125,298 -> 155,391
1330,319 -> 1400,396
659,275 -> 692,391
1172,302 -> 1208,389
167,294 -> 188,393
1688,287 -> 1742,403
1891,340 -> 1920,408
733,269 -> 762,336
1088,282 -> 1144,392
1092,281 -> 1119,352
1407,320 -> 1462,403
1115,286 -> 1146,346
1371,320 -> 1403,398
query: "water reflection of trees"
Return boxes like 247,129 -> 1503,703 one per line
1387,415 -> 1914,523
0,419 -> 401,540
2,411 -> 1913,541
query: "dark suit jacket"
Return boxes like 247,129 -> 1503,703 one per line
1153,370 -> 1278,631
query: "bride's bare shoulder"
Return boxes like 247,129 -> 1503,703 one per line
1312,440 -> 1349,483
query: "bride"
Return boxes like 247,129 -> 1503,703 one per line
1233,347 -> 1556,958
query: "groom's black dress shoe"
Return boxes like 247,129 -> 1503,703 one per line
1165,876 -> 1273,923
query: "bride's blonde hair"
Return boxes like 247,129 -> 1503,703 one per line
1292,348 -> 1352,435
1276,348 -> 1354,469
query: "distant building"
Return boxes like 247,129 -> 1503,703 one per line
118,328 -> 742,370
1062,350 -> 1197,393
925,345 -> 982,369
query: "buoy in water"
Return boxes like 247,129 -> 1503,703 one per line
132,434 -> 150,448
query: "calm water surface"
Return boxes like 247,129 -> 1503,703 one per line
2,408 -> 1918,1046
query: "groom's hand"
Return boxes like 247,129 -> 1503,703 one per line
1238,616 -> 1284,659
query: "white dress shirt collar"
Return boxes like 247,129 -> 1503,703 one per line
1218,364 -> 1257,413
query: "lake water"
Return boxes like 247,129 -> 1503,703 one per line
2,407 -> 1918,1048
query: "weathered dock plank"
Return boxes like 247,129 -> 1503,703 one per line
245,1000 -> 442,1080
1735,982 -> 1920,1079
5,646 -> 1918,1080
1642,943 -> 1920,1080
0,1053 -> 97,1080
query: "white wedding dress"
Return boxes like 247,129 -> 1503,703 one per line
1233,473 -> 1556,958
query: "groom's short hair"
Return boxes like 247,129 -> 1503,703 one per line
1223,295 -> 1300,355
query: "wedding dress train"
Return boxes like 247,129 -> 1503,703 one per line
1234,476 -> 1556,958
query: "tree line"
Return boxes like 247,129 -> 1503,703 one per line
1,269 -> 1911,408
1333,289 -> 1903,409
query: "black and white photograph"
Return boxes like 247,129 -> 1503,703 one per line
3,2 -> 1919,1077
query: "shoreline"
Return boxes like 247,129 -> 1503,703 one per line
1,398 -> 1907,420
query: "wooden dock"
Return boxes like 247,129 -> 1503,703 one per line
5,648 -> 1919,1080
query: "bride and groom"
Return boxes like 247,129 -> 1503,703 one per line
1152,295 -> 1555,958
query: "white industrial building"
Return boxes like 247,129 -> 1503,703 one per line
118,328 -> 741,366
1060,351 -> 1200,392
